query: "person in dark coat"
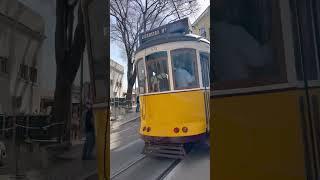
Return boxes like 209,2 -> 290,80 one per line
136,95 -> 140,112
82,102 -> 95,160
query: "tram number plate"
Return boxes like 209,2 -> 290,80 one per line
151,47 -> 158,51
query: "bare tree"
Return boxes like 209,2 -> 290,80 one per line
53,0 -> 86,144
110,0 -> 199,105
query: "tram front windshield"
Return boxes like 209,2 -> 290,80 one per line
137,48 -> 201,94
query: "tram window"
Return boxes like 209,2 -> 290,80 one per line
290,0 -> 319,80
213,0 -> 287,90
171,48 -> 199,89
200,52 -> 210,87
137,59 -> 146,94
146,51 -> 170,93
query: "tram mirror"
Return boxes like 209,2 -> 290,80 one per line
82,0 -> 108,103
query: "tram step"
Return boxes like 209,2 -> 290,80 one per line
143,143 -> 187,159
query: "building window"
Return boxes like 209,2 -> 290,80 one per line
199,27 -> 206,38
171,48 -> 199,90
0,57 -> 8,74
29,67 -> 37,83
146,52 -> 170,93
19,64 -> 28,80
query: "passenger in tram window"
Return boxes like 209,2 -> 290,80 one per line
151,71 -> 160,92
174,61 -> 195,88
172,49 -> 197,89
146,52 -> 170,92
148,63 -> 169,92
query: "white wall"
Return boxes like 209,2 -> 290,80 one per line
18,0 -> 91,105
0,0 -> 44,114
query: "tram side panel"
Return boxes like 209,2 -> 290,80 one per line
211,90 -> 307,180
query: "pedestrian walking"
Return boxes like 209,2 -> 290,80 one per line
82,101 -> 95,160
71,112 -> 80,140
136,95 -> 140,112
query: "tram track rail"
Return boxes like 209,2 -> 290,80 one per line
156,159 -> 181,180
111,154 -> 181,180
111,154 -> 147,179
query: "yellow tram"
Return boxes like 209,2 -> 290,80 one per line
211,0 -> 320,180
134,18 -> 210,158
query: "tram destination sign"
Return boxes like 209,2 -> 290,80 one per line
139,18 -> 191,44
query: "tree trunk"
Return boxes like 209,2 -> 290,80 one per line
126,84 -> 133,108
53,65 -> 72,144
126,55 -> 136,108
53,1 -> 85,146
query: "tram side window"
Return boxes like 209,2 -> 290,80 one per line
290,0 -> 319,81
213,0 -> 287,90
171,48 -> 199,89
200,52 -> 210,87
146,51 -> 170,93
137,59 -> 146,94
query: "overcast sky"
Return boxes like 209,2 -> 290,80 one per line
110,0 -> 210,92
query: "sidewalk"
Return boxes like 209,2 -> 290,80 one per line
41,143 -> 98,180
42,137 -> 100,180
0,139 -> 97,180
110,107 -> 140,130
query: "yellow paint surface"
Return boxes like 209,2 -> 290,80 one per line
139,90 -> 207,137
94,107 -> 109,180
211,90 -> 307,180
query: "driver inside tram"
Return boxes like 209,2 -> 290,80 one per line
174,61 -> 195,88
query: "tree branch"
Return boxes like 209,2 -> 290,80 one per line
68,3 -> 85,83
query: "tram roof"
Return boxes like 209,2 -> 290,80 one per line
136,18 -> 210,54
